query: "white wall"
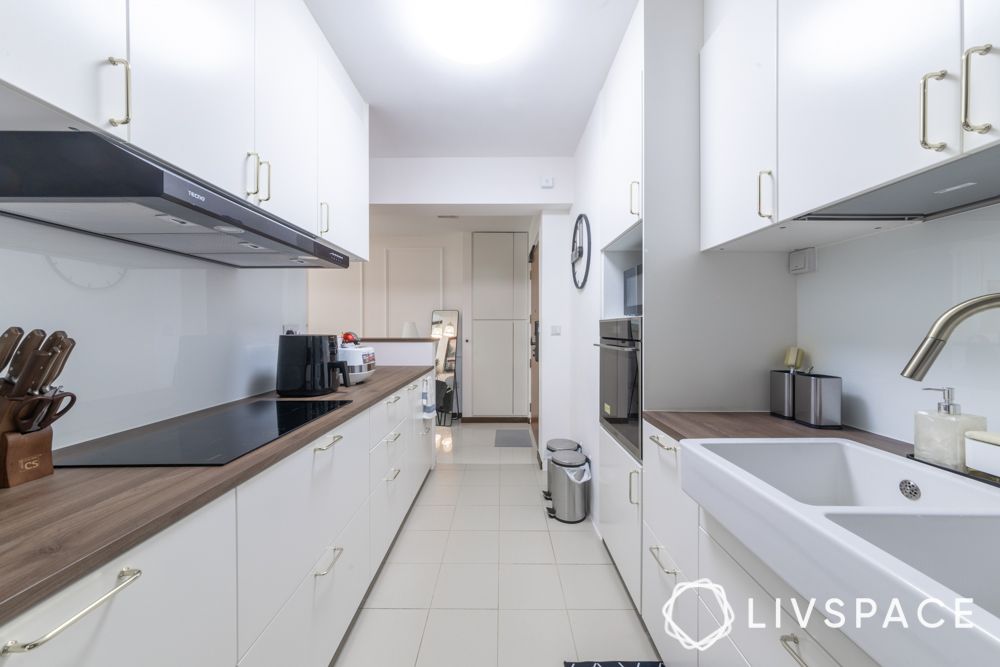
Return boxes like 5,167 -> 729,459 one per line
538,212 -> 575,454
0,215 -> 306,449
798,206 -> 1000,443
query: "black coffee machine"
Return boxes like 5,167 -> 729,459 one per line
276,335 -> 350,397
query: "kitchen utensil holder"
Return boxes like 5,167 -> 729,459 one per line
793,373 -> 843,429
0,397 -> 55,487
770,370 -> 795,419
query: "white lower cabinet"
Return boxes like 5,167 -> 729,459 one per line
642,421 -> 699,577
641,522 -> 697,667
0,492 -> 237,667
598,426 -> 642,606
697,600 -> 751,667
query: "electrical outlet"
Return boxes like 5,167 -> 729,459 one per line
788,248 -> 816,275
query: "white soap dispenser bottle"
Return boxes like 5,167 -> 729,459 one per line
914,387 -> 986,469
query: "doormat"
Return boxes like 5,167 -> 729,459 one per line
494,429 -> 534,447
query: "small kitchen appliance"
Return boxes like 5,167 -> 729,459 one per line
276,335 -> 348,397
623,264 -> 642,317
598,318 -> 642,460
338,334 -> 376,384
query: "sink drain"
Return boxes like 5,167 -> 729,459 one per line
899,479 -> 921,500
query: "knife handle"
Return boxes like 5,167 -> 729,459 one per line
0,327 -> 24,372
7,329 -> 46,380
39,331 -> 67,354
38,338 -> 75,392
10,351 -> 52,398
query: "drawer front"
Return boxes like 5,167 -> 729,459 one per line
238,560 -> 312,667
699,527 -> 840,667
0,492 -> 237,667
311,412 -> 371,552
369,418 -> 409,493
370,456 -> 411,568
370,389 -> 406,446
641,522 -> 697,667
642,420 -> 699,577
697,599 -> 751,667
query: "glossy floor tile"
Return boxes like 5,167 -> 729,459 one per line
334,423 -> 656,667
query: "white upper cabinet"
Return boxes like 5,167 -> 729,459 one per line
129,0 -> 253,198
601,2 -> 644,247
0,0 -> 128,138
778,0 -> 962,220
253,0 -> 320,233
700,0 -> 777,250
962,0 -> 1000,152
317,47 -> 371,260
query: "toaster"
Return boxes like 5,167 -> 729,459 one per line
339,344 -> 376,384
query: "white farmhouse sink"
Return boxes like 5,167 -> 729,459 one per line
682,438 -> 1000,667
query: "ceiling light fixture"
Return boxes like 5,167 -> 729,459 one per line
404,0 -> 541,66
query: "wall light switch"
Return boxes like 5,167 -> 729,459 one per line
551,325 -> 561,336
540,176 -> 555,189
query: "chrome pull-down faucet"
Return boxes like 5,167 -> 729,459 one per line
901,292 -> 1000,381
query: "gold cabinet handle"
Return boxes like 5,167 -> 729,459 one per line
314,434 -> 344,452
649,434 -> 677,452
384,468 -> 401,482
387,432 -> 402,443
246,152 -> 262,196
962,44 -> 993,134
259,160 -> 272,202
649,546 -> 678,576
1,567 -> 142,655
106,57 -> 132,127
780,633 -> 810,667
920,70 -> 948,150
314,547 -> 344,577
319,202 -> 330,233
387,395 -> 401,405
629,181 -> 641,215
757,170 -> 774,220
628,470 -> 639,505
407,384 -> 419,391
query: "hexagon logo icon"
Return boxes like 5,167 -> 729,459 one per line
661,578 -> 735,651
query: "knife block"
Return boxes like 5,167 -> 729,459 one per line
0,426 -> 53,488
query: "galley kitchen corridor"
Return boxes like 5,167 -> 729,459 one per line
333,422 -> 657,667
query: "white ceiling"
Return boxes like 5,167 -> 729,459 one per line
305,0 -> 639,158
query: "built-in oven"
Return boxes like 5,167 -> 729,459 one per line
598,317 -> 642,461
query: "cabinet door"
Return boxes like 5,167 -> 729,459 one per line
128,0 -> 253,198
642,422 -> 699,577
598,427 -> 642,606
0,492 -> 237,667
317,47 -> 370,260
641,523 -> 697,667
238,564 -> 312,667
698,601 -> 751,667
471,320 -> 514,416
778,0 -> 961,219
0,1 -> 127,137
312,412 -> 371,552
472,233 -> 516,319
253,0 -> 319,233
963,0 -> 1000,152
700,0 -> 777,250
601,2 -> 643,245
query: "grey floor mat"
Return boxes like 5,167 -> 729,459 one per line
494,428 -> 534,447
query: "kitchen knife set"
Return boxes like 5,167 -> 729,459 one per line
0,327 -> 77,488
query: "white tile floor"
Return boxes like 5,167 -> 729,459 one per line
334,422 -> 658,667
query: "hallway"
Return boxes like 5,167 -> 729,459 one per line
333,422 -> 658,667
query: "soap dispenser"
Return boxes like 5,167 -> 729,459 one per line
914,387 -> 986,469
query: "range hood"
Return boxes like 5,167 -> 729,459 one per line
797,142 -> 1000,222
0,85 -> 348,269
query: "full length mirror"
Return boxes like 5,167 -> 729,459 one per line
431,309 -> 460,425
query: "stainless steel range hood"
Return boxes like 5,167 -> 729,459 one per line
0,83 -> 349,269
796,142 -> 1000,222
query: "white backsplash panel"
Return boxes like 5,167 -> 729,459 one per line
0,214 -> 306,448
797,204 -> 1000,443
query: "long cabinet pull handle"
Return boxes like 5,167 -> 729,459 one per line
593,343 -> 639,353
920,70 -> 948,150
319,202 -> 330,233
779,633 -> 810,667
649,434 -> 678,452
384,468 -> 401,482
259,160 -> 273,202
649,546 -> 678,576
107,57 -> 132,127
756,170 -> 774,220
627,470 -> 639,505
407,384 -> 419,391
629,181 -> 641,216
387,432 -> 402,443
387,395 -> 401,405
314,547 -> 344,577
962,44 -> 993,134
314,434 -> 344,452
246,152 -> 262,196
1,567 -> 142,655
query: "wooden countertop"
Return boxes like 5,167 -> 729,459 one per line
363,337 -> 438,343
0,365 -> 432,625
643,411 -> 913,457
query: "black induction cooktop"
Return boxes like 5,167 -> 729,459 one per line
53,400 -> 352,467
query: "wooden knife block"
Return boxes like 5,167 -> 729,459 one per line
0,427 -> 53,488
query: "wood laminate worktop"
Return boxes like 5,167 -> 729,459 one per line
643,411 -> 914,457
0,365 -> 432,626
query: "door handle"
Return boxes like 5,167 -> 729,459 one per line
246,152 -> 262,196
314,547 -> 344,577
259,160 -> 273,202
628,470 -> 639,505
920,70 -> 948,150
962,44 -> 993,133
384,468 -> 401,482
629,181 -> 641,216
756,170 -> 774,220
649,434 -> 677,452
107,57 -> 132,127
779,634 -> 810,666
314,434 -> 344,452
319,202 -> 330,233
649,546 -> 678,576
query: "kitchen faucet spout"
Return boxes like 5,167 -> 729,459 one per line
901,292 -> 1000,381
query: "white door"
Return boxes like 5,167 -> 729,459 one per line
317,47 -> 370,260
254,0 -> 319,232
598,427 -> 642,606
473,233 -> 516,319
128,0 -> 253,198
0,1 -> 128,137
700,0 -> 777,250
778,0 -> 961,219
472,320 -> 514,416
963,0 -> 1000,152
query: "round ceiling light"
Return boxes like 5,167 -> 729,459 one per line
404,0 -> 541,66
